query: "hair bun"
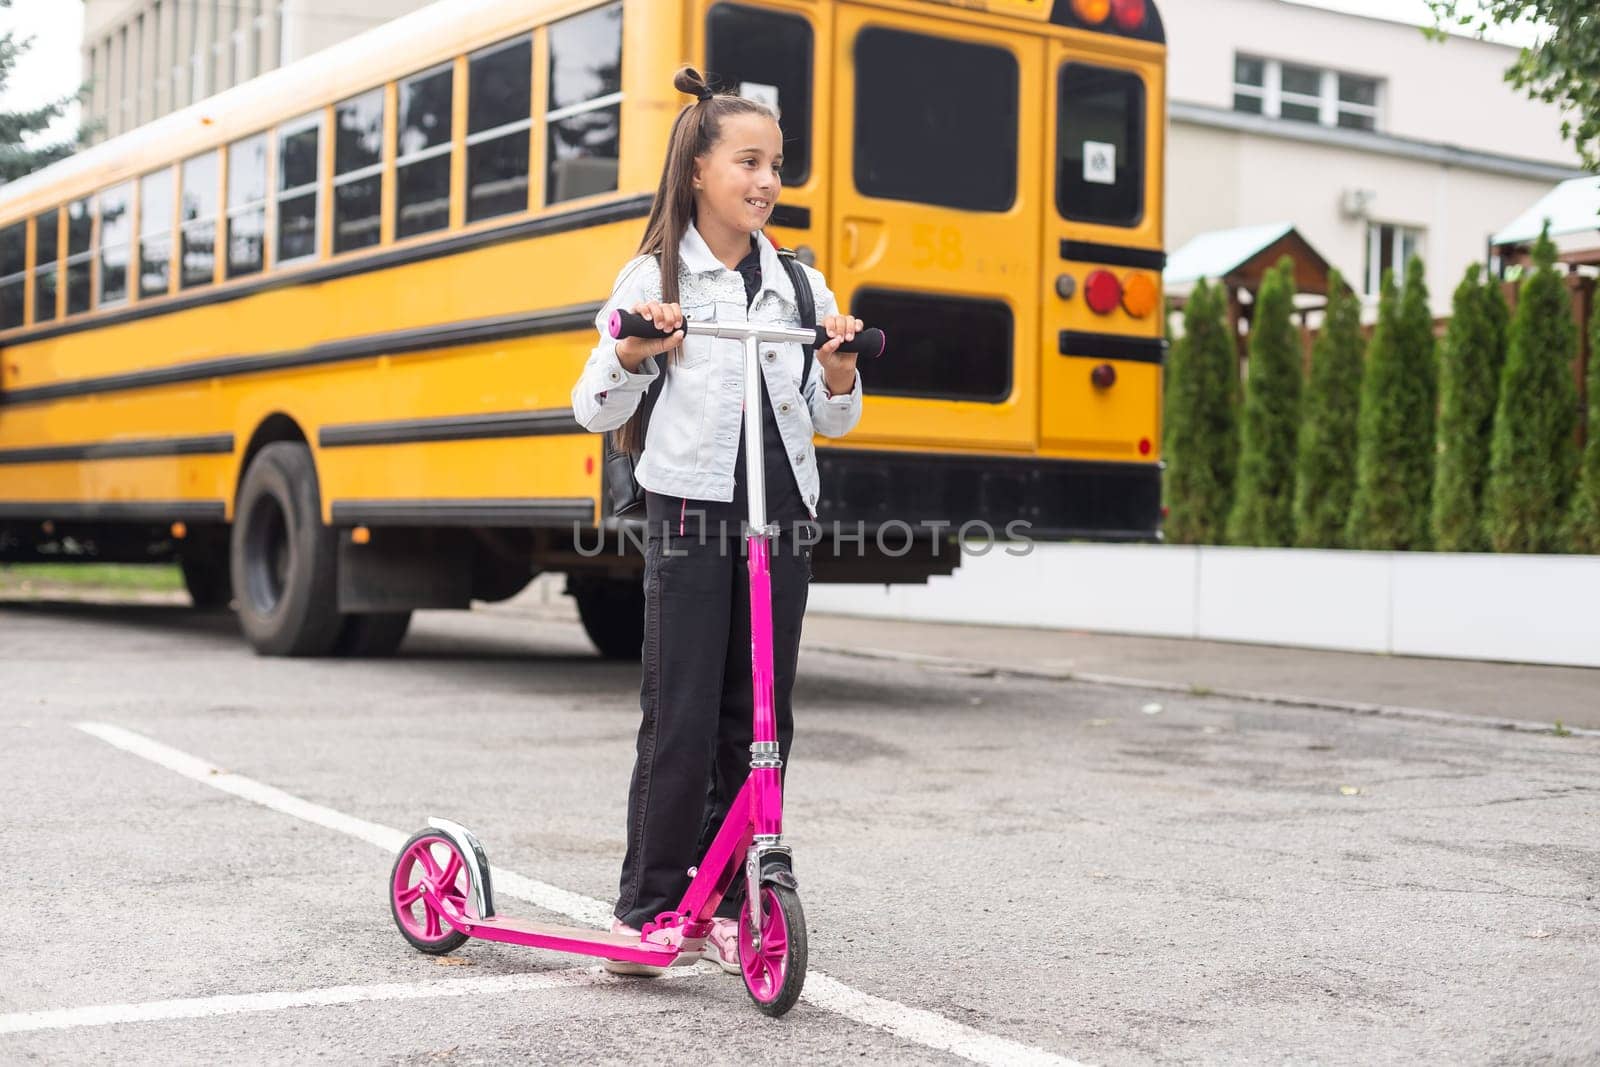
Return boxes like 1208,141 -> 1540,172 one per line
673,66 -> 715,103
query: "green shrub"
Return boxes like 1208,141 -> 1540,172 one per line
1484,227 -> 1579,553
1293,271 -> 1364,547
1431,265 -> 1505,551
1565,305 -> 1600,553
1162,279 -> 1239,544
1227,258 -> 1301,546
1348,255 -> 1437,550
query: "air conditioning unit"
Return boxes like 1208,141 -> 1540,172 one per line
1340,188 -> 1376,219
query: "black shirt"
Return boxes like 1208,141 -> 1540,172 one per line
645,240 -> 810,536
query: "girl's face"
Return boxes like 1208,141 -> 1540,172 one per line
693,112 -> 783,236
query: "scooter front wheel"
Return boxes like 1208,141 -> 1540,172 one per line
739,884 -> 807,1017
390,828 -> 472,955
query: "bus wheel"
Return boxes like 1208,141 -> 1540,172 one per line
179,544 -> 233,609
569,576 -> 644,660
231,442 -> 342,657
333,612 -> 413,657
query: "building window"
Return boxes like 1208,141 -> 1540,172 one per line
333,88 -> 384,254
546,3 -> 622,205
99,183 -> 133,305
65,198 -> 93,314
1364,222 -> 1423,295
276,113 -> 321,264
1233,55 -> 1380,132
34,209 -> 60,324
228,132 -> 269,276
0,222 -> 25,329
854,27 -> 1018,212
181,150 -> 220,288
466,34 -> 532,222
396,63 -> 453,239
140,168 -> 175,299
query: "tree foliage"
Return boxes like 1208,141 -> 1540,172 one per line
1483,226 -> 1579,552
1426,1 -> 1600,169
1292,271 -> 1363,548
1162,279 -> 1238,544
1348,256 -> 1437,550
0,0 -> 84,183
1227,259 -> 1301,547
1564,293 -> 1600,553
1432,264 -> 1507,551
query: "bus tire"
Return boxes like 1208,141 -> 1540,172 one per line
179,546 -> 233,609
231,442 -> 343,657
333,611 -> 413,658
570,576 -> 644,660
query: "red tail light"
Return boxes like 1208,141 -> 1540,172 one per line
1111,0 -> 1147,30
1084,270 -> 1122,315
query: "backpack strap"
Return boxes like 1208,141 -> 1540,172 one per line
776,248 -> 816,395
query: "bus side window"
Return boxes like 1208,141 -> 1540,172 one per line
181,151 -> 220,289
546,2 -> 622,205
1056,64 -> 1144,226
0,221 -> 23,329
276,115 -> 321,265
706,3 -> 813,186
33,209 -> 59,324
228,134 -> 269,278
397,63 -> 454,239
467,35 -> 532,223
334,88 -> 385,254
99,184 -> 132,306
140,169 -> 175,300
65,198 -> 92,314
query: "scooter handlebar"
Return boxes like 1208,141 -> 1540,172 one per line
607,309 -> 886,358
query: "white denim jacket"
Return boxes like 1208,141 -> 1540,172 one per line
571,222 -> 863,515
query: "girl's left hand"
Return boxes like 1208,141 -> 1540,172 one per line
818,313 -> 864,396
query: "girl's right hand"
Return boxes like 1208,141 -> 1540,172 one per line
615,301 -> 685,370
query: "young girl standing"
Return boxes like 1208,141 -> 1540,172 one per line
570,68 -> 863,974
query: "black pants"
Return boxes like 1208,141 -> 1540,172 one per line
614,529 -> 811,930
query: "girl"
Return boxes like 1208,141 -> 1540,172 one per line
571,67 -> 863,975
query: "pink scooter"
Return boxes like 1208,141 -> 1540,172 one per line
389,310 -> 885,1016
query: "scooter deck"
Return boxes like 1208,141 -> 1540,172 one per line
456,913 -> 690,964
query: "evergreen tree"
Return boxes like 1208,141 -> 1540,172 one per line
1484,226 -> 1579,553
1163,279 -> 1238,544
0,1 -> 84,183
1568,308 -> 1600,554
1431,265 -> 1504,551
1292,271 -> 1363,547
1348,255 -> 1437,550
1227,258 -> 1301,546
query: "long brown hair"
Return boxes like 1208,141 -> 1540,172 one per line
612,66 -> 777,454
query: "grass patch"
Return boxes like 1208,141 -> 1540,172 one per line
0,562 -> 185,592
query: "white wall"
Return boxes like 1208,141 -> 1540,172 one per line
807,544 -> 1600,669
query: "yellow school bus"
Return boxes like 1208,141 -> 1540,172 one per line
0,0 -> 1166,657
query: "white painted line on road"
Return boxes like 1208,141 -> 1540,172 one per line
0,967 -> 694,1036
75,722 -> 1086,1067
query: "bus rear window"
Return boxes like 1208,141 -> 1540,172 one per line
706,3 -> 813,185
1057,64 -> 1144,226
851,289 -> 1012,403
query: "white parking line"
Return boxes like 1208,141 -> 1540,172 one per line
72,722 -> 1087,1067
0,968 -> 694,1036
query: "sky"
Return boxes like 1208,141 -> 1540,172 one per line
0,0 -> 1543,147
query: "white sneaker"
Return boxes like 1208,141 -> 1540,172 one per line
600,919 -> 700,977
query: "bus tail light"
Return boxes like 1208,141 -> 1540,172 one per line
1111,0 -> 1147,30
1121,272 -> 1160,318
1070,0 -> 1111,25
1084,270 -> 1122,315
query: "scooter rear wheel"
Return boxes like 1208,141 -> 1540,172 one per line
390,829 -> 472,954
738,884 -> 807,1017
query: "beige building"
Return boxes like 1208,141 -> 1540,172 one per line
1163,0 -> 1591,316
80,0 -> 435,142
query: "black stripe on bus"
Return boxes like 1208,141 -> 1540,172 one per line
0,433 -> 234,466
1059,331 -> 1168,364
320,409 -> 584,448
329,498 -> 594,528
0,304 -> 602,407
3,194 -> 654,347
0,500 -> 227,522
1059,240 -> 1167,271
767,204 -> 811,230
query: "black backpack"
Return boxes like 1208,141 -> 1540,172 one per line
603,249 -> 815,518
